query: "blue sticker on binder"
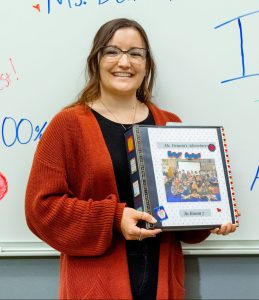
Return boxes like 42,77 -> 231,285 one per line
154,205 -> 168,221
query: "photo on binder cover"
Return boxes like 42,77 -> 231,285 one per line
162,158 -> 221,203
125,125 -> 239,231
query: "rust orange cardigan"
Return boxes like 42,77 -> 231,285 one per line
25,103 -> 210,300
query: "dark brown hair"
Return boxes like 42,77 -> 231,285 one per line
69,18 -> 156,107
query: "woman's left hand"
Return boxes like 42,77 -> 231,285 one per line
211,210 -> 241,235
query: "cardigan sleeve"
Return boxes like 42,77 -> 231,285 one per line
25,110 -> 126,257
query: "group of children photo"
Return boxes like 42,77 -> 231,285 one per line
162,158 -> 221,202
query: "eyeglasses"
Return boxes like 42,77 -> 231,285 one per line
100,46 -> 148,64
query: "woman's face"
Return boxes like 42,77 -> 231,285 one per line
99,27 -> 147,99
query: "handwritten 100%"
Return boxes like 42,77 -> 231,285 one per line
1,117 -> 47,147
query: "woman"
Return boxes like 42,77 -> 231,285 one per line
25,18 -> 238,300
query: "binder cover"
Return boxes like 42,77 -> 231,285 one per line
125,125 -> 239,231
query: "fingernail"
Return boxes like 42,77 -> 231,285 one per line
152,217 -> 157,223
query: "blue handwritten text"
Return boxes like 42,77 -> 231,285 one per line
1,117 -> 47,147
250,165 -> 259,191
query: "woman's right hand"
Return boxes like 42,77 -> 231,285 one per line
120,207 -> 162,241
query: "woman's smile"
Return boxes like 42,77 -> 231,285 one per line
112,72 -> 133,77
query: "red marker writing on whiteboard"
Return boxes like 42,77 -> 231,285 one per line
9,58 -> 19,80
0,58 -> 19,91
33,4 -> 41,12
0,172 -> 8,201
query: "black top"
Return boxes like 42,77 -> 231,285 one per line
92,108 -> 160,297
92,108 -> 155,208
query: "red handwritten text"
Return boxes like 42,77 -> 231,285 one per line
0,58 -> 19,91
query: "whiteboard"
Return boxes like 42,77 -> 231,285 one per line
0,0 -> 258,255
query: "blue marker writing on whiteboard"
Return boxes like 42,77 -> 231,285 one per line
48,0 -> 127,13
215,9 -> 259,84
250,165 -> 259,191
1,117 -> 47,147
